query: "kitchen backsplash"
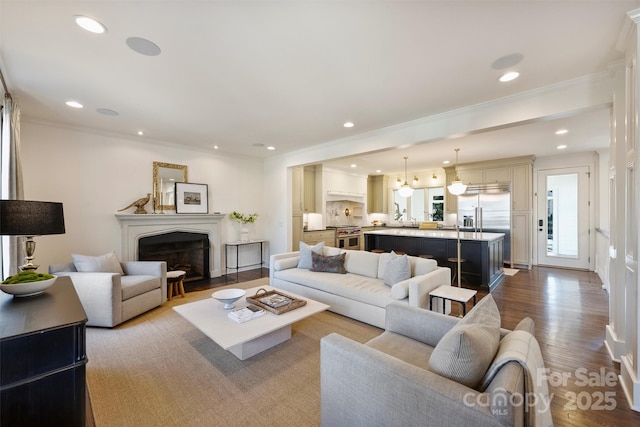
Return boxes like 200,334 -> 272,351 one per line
325,201 -> 364,226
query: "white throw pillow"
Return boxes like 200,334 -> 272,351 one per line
72,251 -> 125,275
297,241 -> 324,269
383,254 -> 411,286
428,295 -> 501,388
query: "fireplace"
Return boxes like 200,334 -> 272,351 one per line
138,232 -> 210,282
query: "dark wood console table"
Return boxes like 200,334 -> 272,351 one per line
0,276 -> 88,427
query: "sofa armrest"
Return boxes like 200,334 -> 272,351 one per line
321,333 -> 502,427
55,272 -> 123,327
121,261 -> 167,302
384,303 -> 460,347
269,251 -> 300,279
408,266 -> 451,311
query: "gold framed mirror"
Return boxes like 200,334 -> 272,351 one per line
153,162 -> 188,211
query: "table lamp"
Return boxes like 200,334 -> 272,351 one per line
0,200 -> 66,271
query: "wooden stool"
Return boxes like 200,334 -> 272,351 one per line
371,249 -> 385,254
419,254 -> 434,259
167,270 -> 186,300
392,250 -> 406,255
447,257 -> 466,284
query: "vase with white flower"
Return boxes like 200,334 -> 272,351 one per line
229,211 -> 258,242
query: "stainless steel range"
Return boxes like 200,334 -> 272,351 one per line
327,226 -> 362,250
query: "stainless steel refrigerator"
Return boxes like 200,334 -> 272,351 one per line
458,183 -> 511,262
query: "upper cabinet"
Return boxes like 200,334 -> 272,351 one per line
303,166 -> 317,212
483,166 -> 511,183
323,168 -> 367,198
367,175 -> 388,213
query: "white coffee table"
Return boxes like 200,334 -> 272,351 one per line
173,285 -> 329,360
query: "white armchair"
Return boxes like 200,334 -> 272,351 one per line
49,260 -> 167,327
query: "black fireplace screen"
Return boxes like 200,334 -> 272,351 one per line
138,231 -> 210,282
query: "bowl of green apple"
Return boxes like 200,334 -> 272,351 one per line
1,271 -> 57,297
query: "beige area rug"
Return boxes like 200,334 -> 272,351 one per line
503,268 -> 519,276
86,278 -> 381,427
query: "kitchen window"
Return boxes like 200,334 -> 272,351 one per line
392,187 -> 444,223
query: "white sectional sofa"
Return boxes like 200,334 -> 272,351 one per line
269,247 -> 451,328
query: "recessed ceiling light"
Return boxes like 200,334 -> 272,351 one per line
376,169 -> 382,173
443,160 -> 450,165
137,131 -> 144,136
555,129 -> 569,135
498,71 -> 520,83
343,122 -> 354,128
557,145 -> 567,150
74,15 -> 107,34
267,146 -> 276,150
213,145 -> 219,150
126,37 -> 161,56
350,164 -> 357,168
96,108 -> 118,116
65,100 -> 83,109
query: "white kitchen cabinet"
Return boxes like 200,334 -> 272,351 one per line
324,168 -> 367,197
303,230 -> 336,247
458,169 -> 483,185
483,166 -> 511,183
511,163 -> 531,211
292,166 -> 304,250
511,212 -> 530,267
367,175 -> 388,213
303,166 -> 316,212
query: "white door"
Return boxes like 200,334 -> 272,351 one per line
536,167 -> 590,269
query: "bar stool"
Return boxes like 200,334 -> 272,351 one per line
419,254 -> 434,259
447,257 -> 466,285
167,270 -> 186,300
371,249 -> 385,254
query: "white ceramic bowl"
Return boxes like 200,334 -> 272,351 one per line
211,288 -> 246,309
0,276 -> 57,297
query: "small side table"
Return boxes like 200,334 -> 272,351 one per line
429,285 -> 477,316
167,270 -> 186,301
225,240 -> 265,282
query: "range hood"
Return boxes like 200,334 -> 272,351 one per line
326,190 -> 366,202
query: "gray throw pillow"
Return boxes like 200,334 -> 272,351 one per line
72,251 -> 125,275
297,241 -> 324,269
383,253 -> 411,286
428,295 -> 501,389
310,251 -> 347,274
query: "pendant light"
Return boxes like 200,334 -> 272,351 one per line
398,157 -> 415,198
447,148 -> 467,195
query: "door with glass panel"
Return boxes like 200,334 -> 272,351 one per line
536,167 -> 590,269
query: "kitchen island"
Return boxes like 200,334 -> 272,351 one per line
364,228 -> 505,291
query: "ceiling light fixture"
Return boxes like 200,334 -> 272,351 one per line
137,131 -> 144,136
267,146 -> 275,150
398,157 -> 416,198
65,101 -> 83,109
432,174 -> 438,181
343,122 -> 354,128
447,148 -> 467,195
350,164 -> 357,168
555,129 -> 569,135
499,71 -> 520,83
443,160 -> 450,165
557,145 -> 567,150
74,15 -> 107,34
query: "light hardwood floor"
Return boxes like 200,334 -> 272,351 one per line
189,266 -> 640,426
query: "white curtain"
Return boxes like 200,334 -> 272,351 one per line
1,95 -> 24,279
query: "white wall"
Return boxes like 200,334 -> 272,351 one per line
19,120 -> 265,271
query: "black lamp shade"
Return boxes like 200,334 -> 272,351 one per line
0,200 -> 66,236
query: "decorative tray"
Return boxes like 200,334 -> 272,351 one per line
246,288 -> 307,315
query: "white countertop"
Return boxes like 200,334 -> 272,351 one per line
363,228 -> 505,242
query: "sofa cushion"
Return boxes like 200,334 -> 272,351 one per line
410,256 -> 437,276
297,241 -> 324,269
121,275 -> 162,301
323,246 -> 343,256
72,251 -> 124,275
310,252 -> 347,274
383,254 -> 411,286
343,250 -> 380,278
428,295 -> 501,388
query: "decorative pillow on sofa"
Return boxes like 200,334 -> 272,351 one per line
428,294 -> 501,389
310,251 -> 347,274
297,241 -> 324,269
72,251 -> 125,275
383,253 -> 411,286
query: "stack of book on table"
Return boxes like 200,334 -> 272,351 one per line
228,305 -> 265,323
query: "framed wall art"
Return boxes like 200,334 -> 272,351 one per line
175,182 -> 208,214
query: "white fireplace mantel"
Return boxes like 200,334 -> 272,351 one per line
115,213 -> 226,278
